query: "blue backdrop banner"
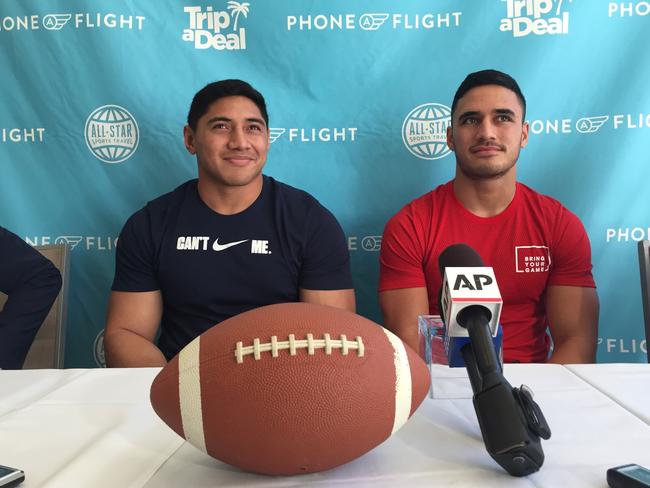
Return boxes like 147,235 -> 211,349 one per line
1,0 -> 648,366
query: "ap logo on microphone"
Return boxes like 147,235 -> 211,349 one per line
452,273 -> 493,291
441,267 -> 503,337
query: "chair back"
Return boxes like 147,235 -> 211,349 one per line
638,240 -> 650,363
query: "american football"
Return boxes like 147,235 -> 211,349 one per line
150,302 -> 430,475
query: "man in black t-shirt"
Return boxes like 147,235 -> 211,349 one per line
0,226 -> 62,369
105,80 -> 355,367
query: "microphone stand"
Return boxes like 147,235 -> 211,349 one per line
459,309 -> 550,477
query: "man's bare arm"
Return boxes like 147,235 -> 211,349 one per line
546,285 -> 599,364
379,287 -> 429,352
104,290 -> 166,367
299,288 -> 356,313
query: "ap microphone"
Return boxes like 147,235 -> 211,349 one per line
438,244 -> 503,368
437,244 -> 551,477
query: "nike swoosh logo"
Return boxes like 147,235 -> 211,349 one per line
212,238 -> 249,252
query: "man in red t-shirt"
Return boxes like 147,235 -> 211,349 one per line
379,70 -> 599,363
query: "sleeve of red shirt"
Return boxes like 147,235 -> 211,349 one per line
379,202 -> 428,291
548,206 -> 596,288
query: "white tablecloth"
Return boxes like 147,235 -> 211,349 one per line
0,369 -> 183,488
1,364 -> 649,487
567,363 -> 650,424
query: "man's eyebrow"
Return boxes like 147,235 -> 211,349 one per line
457,108 -> 516,120
205,116 -> 231,125
457,110 -> 480,121
204,116 -> 266,127
246,117 -> 267,127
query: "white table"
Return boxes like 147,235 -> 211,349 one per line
1,365 -> 649,487
567,363 -> 650,424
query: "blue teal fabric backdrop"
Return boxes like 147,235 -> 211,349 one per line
1,0 -> 648,366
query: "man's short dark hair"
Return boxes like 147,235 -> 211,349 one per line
187,79 -> 269,130
451,69 -> 526,121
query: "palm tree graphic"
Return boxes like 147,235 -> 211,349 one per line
227,1 -> 250,31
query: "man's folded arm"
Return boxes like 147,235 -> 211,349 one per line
299,288 -> 356,313
104,290 -> 166,367
0,228 -> 63,369
546,285 -> 599,364
379,287 -> 429,352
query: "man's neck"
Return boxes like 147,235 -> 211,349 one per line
452,171 -> 517,218
197,175 -> 264,215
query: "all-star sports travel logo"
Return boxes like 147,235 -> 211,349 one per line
182,2 -> 249,50
500,0 -> 572,38
402,103 -> 452,160
85,105 -> 139,164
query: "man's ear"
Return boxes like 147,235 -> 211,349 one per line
446,125 -> 455,151
183,125 -> 196,154
520,121 -> 529,149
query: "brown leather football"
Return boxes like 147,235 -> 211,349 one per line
150,302 -> 430,475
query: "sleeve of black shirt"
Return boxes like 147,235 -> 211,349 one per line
111,208 -> 160,292
299,202 -> 354,290
0,226 -> 62,369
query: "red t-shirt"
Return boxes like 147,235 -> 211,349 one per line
379,180 -> 595,363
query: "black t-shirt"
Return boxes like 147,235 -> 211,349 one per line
112,176 -> 353,359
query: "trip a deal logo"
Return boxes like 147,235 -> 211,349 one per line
500,0 -> 573,38
182,2 -> 250,50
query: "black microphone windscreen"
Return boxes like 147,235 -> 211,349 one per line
438,243 -> 485,277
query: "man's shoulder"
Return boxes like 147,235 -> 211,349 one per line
267,176 -> 320,207
0,225 -> 28,256
516,183 -> 589,242
517,183 -> 574,218
388,181 -> 452,222
120,180 -> 196,237
125,180 -> 195,220
265,176 -> 334,223
0,225 -> 14,243
144,179 -> 197,213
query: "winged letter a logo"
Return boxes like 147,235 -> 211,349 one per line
576,116 -> 609,134
42,14 -> 72,31
269,128 -> 286,143
359,13 -> 389,31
